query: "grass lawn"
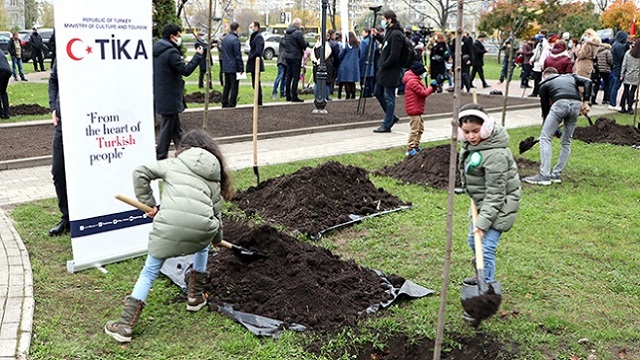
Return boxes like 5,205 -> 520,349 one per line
9,114 -> 640,359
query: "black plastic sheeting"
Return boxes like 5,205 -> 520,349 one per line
303,205 -> 412,240
160,255 -> 434,337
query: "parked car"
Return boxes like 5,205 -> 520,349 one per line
19,28 -> 54,62
0,31 -> 11,54
243,32 -> 282,60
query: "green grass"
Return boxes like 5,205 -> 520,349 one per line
9,114 -> 640,359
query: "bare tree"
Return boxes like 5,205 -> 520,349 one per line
402,0 -> 481,30
594,0 -> 609,13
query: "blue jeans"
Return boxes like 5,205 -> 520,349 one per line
539,99 -> 580,177
11,57 -> 24,79
313,82 -> 330,100
272,63 -> 286,96
609,75 -> 622,106
374,83 -> 397,130
131,245 -> 209,302
467,224 -> 501,283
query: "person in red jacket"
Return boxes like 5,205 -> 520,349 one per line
543,41 -> 573,74
403,61 -> 440,156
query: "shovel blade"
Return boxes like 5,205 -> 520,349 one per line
231,244 -> 266,262
461,281 -> 502,324
519,137 -> 538,154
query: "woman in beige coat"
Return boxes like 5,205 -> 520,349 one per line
574,28 -> 601,78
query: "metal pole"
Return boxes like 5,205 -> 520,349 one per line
313,0 -> 329,114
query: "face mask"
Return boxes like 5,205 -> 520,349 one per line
249,28 -> 254,35
381,19 -> 387,29
174,36 -> 182,46
421,73 -> 427,79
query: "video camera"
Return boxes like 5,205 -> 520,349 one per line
369,5 -> 382,12
419,25 -> 434,38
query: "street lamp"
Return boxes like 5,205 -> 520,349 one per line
313,0 -> 329,114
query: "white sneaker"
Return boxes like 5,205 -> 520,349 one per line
608,105 -> 621,111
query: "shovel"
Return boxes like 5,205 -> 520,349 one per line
518,122 -> 567,154
460,200 -> 502,327
114,194 -> 266,262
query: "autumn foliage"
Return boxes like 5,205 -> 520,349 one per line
600,0 -> 640,32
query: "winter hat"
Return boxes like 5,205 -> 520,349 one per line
410,61 -> 427,76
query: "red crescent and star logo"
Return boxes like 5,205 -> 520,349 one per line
66,38 -> 93,61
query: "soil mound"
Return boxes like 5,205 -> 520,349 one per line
232,161 -> 410,236
573,117 -> 640,146
205,218 -> 404,333
376,145 -> 540,189
184,90 -> 222,103
351,333 -> 519,359
375,144 -> 461,189
12,104 -> 50,116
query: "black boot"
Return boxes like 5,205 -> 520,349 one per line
48,219 -> 69,236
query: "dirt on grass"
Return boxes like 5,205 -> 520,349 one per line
204,217 -> 406,333
0,93 -> 537,162
573,117 -> 640,146
11,104 -> 51,116
184,90 -> 222,104
232,161 -> 410,237
375,144 -> 540,189
351,333 -> 520,359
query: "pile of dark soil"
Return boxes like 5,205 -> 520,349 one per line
375,144 -> 539,189
232,161 -> 410,236
375,144 -> 461,189
205,218 -> 405,333
351,333 -> 519,359
11,104 -> 50,116
573,117 -> 640,146
184,90 -> 222,103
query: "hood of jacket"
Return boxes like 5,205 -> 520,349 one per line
599,43 -> 612,50
462,121 -> 509,152
153,38 -> 180,57
286,24 -> 299,35
549,49 -> 570,58
615,30 -> 628,44
176,147 -> 221,182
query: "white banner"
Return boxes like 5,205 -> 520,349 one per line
54,0 -> 156,272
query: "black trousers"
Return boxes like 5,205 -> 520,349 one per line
285,58 -> 301,101
222,72 -> 239,107
470,65 -> 488,86
0,70 -> 11,117
51,124 -> 69,222
531,70 -> 542,95
249,71 -> 263,105
32,47 -> 45,71
156,113 -> 182,160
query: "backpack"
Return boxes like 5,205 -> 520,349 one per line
401,36 -> 418,68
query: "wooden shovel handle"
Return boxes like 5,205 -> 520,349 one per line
470,199 -> 485,271
115,193 -> 234,249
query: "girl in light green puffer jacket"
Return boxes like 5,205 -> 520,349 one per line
457,103 -> 521,286
105,129 -> 233,343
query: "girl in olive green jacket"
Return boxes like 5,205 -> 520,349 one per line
105,129 -> 233,343
457,103 -> 521,286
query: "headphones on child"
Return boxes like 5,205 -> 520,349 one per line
457,109 -> 495,141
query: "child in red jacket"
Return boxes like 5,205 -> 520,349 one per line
403,61 -> 440,156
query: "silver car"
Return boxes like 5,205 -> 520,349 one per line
243,32 -> 282,60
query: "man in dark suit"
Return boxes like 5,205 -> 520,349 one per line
29,27 -> 46,72
284,18 -> 307,102
153,24 -> 203,160
220,22 -> 243,108
471,33 -> 490,88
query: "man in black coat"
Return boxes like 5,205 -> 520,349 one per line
371,10 -> 404,133
246,21 -> 265,106
220,22 -> 244,108
195,31 -> 212,89
470,33 -> 490,88
48,60 -> 69,236
153,23 -> 203,160
29,27 -> 46,72
284,18 -> 307,102
0,48 -> 12,119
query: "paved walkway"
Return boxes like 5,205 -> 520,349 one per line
0,80 -> 613,359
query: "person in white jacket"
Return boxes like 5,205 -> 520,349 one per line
528,30 -> 551,97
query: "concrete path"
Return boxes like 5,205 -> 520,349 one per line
0,79 -> 614,359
